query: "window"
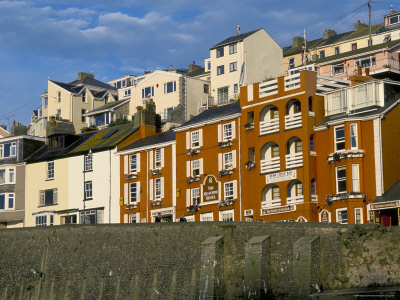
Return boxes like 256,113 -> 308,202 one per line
207,61 -> 211,71
129,154 -> 138,173
355,56 -> 376,68
0,168 -> 15,184
35,214 -> 54,227
39,189 -> 58,206
84,181 -> 93,199
220,210 -> 234,221
234,84 -> 238,94
311,179 -> 316,195
335,126 -> 345,151
223,152 -> 233,170
191,131 -> 200,148
217,86 -> 228,103
295,182 -> 303,196
248,147 -> 255,162
0,169 -> 5,184
0,193 -> 14,210
84,154 -> 93,172
142,86 -> 154,98
129,214 -> 137,223
129,182 -> 139,203
49,135 -> 65,151
155,149 -> 162,168
352,164 -> 360,192
389,15 -> 399,25
336,208 -> 348,224
272,187 -> 280,200
80,209 -> 103,224
270,107 -> 279,119
124,89 -> 131,96
82,93 -> 86,103
294,140 -> 302,153
224,181 -> 234,199
204,84 -> 210,94
164,81 -> 176,94
64,215 -> 77,224
319,50 -> 325,59
200,212 -> 214,222
216,47 -> 224,58
310,135 -> 314,152
47,161 -> 54,180
0,142 -> 16,159
192,188 -> 200,205
56,109 -> 61,118
81,109 -> 87,123
335,47 -> 340,55
44,97 -> 48,108
163,107 -> 174,121
230,62 -> 237,72
192,160 -> 200,176
271,145 -> 279,158
332,64 -> 344,75
350,123 -> 358,149
336,166 -> 347,193
351,43 -> 357,51
354,207 -> 363,224
57,91 -> 61,102
217,65 -> 225,75
155,178 -> 162,199
248,111 -> 254,124
223,123 -> 233,140
229,44 -> 237,54
104,95 -> 109,104
289,58 -> 295,69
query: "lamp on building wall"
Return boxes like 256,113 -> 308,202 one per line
83,149 -> 92,224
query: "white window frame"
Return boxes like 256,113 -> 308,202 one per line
47,161 -> 54,180
224,180 -> 237,200
336,166 -> 347,193
164,81 -> 176,94
129,154 -> 138,174
0,193 -> 15,211
142,86 -> 154,98
192,159 -> 200,176
84,154 -> 93,172
355,56 -> 376,69
200,212 -> 214,222
229,62 -> 237,72
334,125 -> 345,151
332,63 -> 344,75
155,149 -> 162,169
354,207 -> 363,224
0,168 -> 15,185
336,208 -> 348,224
223,123 -> 233,140
154,177 -> 164,200
229,44 -> 237,54
351,164 -> 360,192
223,152 -> 233,170
0,142 -> 17,159
84,181 -> 93,199
219,209 -> 234,221
35,213 -> 54,227
191,188 -> 200,205
39,188 -> 58,206
191,130 -> 201,148
350,123 -> 358,149
129,182 -> 140,203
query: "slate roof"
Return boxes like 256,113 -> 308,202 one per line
177,101 -> 241,129
69,76 -> 117,92
86,99 -> 129,115
210,29 -> 262,50
186,67 -> 207,78
283,24 -> 384,57
374,179 -> 400,203
50,76 -> 117,97
119,131 -> 176,152
49,80 -> 84,94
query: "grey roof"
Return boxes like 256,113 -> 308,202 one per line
210,29 -> 262,50
69,76 -> 117,92
177,101 -> 241,129
374,179 -> 400,203
119,131 -> 176,152
49,80 -> 83,94
86,99 -> 129,115
375,22 -> 400,34
50,76 -> 117,98
187,67 -> 207,78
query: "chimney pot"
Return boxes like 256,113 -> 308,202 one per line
358,65 -> 362,76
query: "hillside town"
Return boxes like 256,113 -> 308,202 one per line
1,7 -> 400,228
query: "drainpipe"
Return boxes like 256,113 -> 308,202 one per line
238,115 -> 242,221
109,149 -> 112,223
146,151 -> 149,223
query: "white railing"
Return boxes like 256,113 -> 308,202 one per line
259,79 -> 278,97
285,152 -> 303,169
287,195 -> 304,205
261,199 -> 281,208
284,112 -> 302,130
284,74 -> 301,91
260,118 -> 279,135
260,157 -> 280,173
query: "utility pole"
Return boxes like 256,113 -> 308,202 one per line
368,0 -> 372,46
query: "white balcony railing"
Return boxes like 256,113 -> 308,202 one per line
260,157 -> 280,173
285,152 -> 303,169
284,74 -> 301,91
259,79 -> 278,97
260,118 -> 279,135
286,195 -> 304,205
284,112 -> 302,130
261,199 -> 281,209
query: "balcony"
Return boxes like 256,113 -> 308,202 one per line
259,79 -> 278,97
187,176 -> 201,184
327,149 -> 364,163
286,195 -> 304,205
219,168 -> 234,177
219,140 -> 232,148
260,157 -> 280,173
125,173 -> 137,180
244,123 -> 254,131
284,112 -> 302,130
245,161 -> 256,170
218,198 -> 235,207
260,118 -> 279,135
285,152 -> 303,169
187,148 -> 200,156
284,74 -> 301,91
325,192 -> 366,204
261,199 -> 281,208
150,169 -> 161,175
151,200 -> 163,207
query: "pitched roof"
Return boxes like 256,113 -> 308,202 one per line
0,127 -> 10,138
86,99 -> 129,115
210,29 -> 262,50
69,76 -> 117,92
374,179 -> 400,203
49,80 -> 83,94
186,67 -> 207,78
176,101 -> 241,130
119,131 -> 175,152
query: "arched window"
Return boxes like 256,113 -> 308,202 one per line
260,142 -> 280,173
262,184 -> 281,208
260,105 -> 279,135
286,99 -> 301,115
287,180 -> 304,204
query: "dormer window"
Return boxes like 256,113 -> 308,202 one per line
49,135 -> 65,151
389,15 -> 399,25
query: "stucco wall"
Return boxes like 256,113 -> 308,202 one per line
0,223 -> 399,299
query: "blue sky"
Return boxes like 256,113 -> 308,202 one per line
0,0 -> 394,128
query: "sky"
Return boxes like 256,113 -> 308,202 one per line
0,0 -> 394,128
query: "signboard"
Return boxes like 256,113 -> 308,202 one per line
151,209 -> 174,217
266,170 -> 297,184
319,209 -> 331,223
262,205 -> 295,215
202,175 -> 220,202
369,201 -> 399,211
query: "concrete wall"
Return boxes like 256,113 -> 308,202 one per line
0,223 -> 399,299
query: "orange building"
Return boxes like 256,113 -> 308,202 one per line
174,103 -> 241,222
315,77 -> 400,225
118,131 -> 176,223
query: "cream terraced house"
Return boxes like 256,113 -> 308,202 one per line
204,28 -> 283,105
29,72 -> 118,137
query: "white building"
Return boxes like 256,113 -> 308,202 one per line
205,27 -> 283,104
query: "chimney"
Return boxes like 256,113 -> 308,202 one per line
358,65 -> 362,76
189,61 -> 202,73
354,20 -> 368,31
236,25 -> 240,35
292,36 -> 303,47
78,72 -> 95,81
365,67 -> 370,76
323,29 -> 337,39
390,5 -> 393,14
11,121 -> 28,136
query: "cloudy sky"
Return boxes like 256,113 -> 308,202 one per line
0,0 -> 393,128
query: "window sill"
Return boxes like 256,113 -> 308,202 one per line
84,198 -> 93,201
83,170 -> 93,173
45,178 -> 54,181
38,203 -> 58,208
